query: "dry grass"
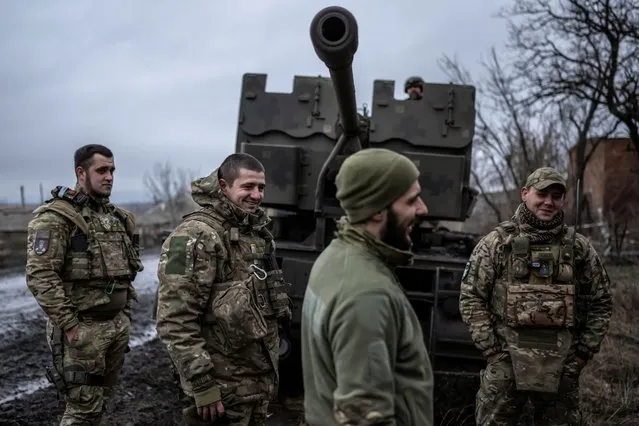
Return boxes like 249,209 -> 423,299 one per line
579,262 -> 639,425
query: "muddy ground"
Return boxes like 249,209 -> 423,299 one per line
0,253 -> 478,426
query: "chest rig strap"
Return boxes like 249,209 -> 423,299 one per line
260,245 -> 292,321
509,236 -> 529,280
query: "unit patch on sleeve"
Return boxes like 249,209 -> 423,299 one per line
34,229 -> 51,256
165,235 -> 190,275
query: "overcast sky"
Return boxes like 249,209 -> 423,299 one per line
0,0 -> 511,204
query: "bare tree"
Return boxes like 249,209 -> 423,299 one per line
499,0 -> 639,155
439,48 -> 568,222
143,161 -> 195,227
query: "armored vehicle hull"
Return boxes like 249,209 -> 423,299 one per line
236,6 -> 483,377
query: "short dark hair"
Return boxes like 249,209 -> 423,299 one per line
218,153 -> 265,186
74,144 -> 113,170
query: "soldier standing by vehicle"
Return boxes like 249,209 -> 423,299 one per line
155,153 -> 291,425
300,148 -> 434,425
404,75 -> 425,100
459,167 -> 613,425
25,144 -> 143,425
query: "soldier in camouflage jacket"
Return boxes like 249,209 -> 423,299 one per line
155,153 -> 291,425
459,167 -> 613,425
25,144 -> 143,425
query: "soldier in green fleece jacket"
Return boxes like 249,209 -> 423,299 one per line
300,148 -> 434,426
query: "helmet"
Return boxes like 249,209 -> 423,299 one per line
404,76 -> 425,93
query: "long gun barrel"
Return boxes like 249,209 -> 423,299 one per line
309,6 -> 360,137
310,6 -> 363,219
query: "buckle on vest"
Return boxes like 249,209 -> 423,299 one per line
257,293 -> 267,309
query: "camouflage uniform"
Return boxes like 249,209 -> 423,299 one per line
26,186 -> 143,425
459,172 -> 613,426
155,169 -> 292,426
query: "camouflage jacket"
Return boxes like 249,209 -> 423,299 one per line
26,186 -> 143,332
155,169 -> 291,402
459,217 -> 613,361
301,219 -> 434,426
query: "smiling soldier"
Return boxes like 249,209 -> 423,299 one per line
155,153 -> 291,425
459,166 -> 613,425
300,148 -> 434,425
25,144 -> 143,425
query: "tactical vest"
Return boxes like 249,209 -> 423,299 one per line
183,209 -> 291,323
33,187 -> 143,291
492,221 -> 578,393
494,221 -> 576,329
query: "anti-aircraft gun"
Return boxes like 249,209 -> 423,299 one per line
236,6 -> 482,376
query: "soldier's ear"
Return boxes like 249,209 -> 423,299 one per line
370,209 -> 387,224
75,166 -> 85,181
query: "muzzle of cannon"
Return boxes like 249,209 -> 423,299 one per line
309,6 -> 359,137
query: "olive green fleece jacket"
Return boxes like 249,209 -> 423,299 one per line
300,219 -> 434,426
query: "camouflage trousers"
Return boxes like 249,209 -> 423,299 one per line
179,372 -> 277,426
46,311 -> 131,426
475,353 -> 584,426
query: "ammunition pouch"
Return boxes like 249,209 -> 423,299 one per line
202,278 -> 268,355
263,253 -> 293,322
503,235 -> 576,329
264,271 -> 292,320
504,283 -> 575,328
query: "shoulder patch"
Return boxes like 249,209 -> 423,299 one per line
165,235 -> 190,275
34,229 -> 51,256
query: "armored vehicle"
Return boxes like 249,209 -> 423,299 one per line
236,6 -> 483,377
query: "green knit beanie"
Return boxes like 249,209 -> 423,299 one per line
335,148 -> 420,223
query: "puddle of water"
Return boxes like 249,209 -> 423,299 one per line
0,324 -> 159,405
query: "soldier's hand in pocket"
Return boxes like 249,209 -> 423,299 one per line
65,325 -> 79,343
198,401 -> 225,421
